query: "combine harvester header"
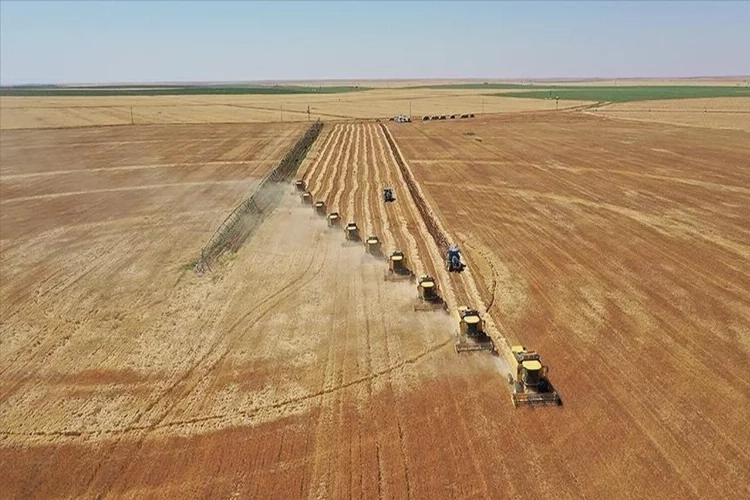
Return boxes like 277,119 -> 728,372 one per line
413,275 -> 448,312
384,250 -> 414,281
365,235 -> 382,257
454,306 -> 496,354
508,346 -> 562,407
327,212 -> 340,228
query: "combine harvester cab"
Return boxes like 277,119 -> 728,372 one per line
294,179 -> 306,192
327,212 -> 341,228
508,346 -> 562,408
413,275 -> 447,312
384,250 -> 414,282
383,187 -> 395,203
300,191 -> 313,205
454,306 -> 496,354
365,236 -> 383,257
343,222 -> 361,245
314,200 -> 327,217
446,246 -> 466,273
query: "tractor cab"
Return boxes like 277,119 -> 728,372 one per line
446,246 -> 465,272
383,187 -> 395,203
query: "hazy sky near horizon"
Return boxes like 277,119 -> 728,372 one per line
1,1 -> 748,85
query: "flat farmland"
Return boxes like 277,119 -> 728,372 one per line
0,90 -> 589,129
389,113 -> 750,496
2,113 -> 749,499
589,97 -> 750,131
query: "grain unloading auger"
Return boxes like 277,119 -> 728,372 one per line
384,250 -> 415,282
413,275 -> 448,312
508,346 -> 562,407
454,306 -> 496,354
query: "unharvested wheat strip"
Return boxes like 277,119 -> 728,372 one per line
307,125 -> 344,201
320,125 -> 351,204
303,123 -> 339,195
357,124 -> 373,237
344,124 -> 362,223
303,123 -> 341,189
373,126 -> 424,274
368,124 -> 394,251
331,125 -> 356,217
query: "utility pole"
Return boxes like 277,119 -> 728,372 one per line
555,97 -> 559,111
130,107 -> 134,125
409,101 -> 412,117
307,105 -> 311,121
280,105 -> 283,122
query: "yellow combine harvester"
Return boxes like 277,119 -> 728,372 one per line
454,306 -> 496,354
384,250 -> 414,281
365,235 -> 382,256
327,212 -> 341,228
294,179 -> 306,192
301,191 -> 313,205
508,346 -> 562,407
413,275 -> 447,312
314,200 -> 326,216
344,222 -> 361,244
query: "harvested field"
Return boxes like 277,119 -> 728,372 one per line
2,112 -> 749,499
589,97 -> 750,131
389,112 -> 750,497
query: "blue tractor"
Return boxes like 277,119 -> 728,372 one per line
383,187 -> 395,203
446,246 -> 465,272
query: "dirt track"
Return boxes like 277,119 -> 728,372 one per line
1,114 -> 749,498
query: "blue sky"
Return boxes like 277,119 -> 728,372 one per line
1,1 -> 748,85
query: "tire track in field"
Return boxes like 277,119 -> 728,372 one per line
87,217 -> 331,496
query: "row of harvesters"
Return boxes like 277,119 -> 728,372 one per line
294,178 -> 560,407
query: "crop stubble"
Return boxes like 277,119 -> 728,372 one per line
1,112 -> 749,498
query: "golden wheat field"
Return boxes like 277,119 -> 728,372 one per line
1,84 -> 749,498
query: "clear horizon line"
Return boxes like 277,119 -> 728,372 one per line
3,74 -> 750,88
